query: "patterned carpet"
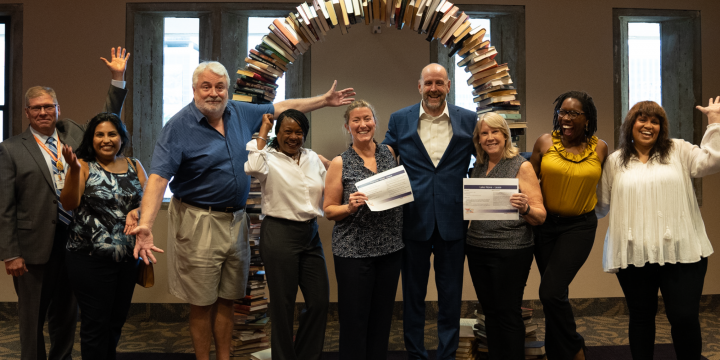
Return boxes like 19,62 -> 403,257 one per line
1,311 -> 720,359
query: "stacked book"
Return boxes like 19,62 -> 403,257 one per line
521,307 -> 546,360
250,348 -> 272,360
473,306 -> 546,359
457,318 -> 478,359
231,176 -> 269,359
237,1 -> 517,116
247,180 -> 262,211
231,220 -> 269,359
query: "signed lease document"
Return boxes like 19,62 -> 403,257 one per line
355,165 -> 414,212
463,178 -> 519,220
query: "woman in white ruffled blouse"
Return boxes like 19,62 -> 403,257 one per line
596,96 -> 720,360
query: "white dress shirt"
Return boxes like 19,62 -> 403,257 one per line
596,123 -> 720,273
417,102 -> 452,167
29,126 -> 67,192
244,139 -> 326,221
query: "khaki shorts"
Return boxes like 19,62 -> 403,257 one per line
167,197 -> 250,306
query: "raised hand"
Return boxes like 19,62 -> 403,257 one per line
696,96 -> 720,125
130,225 -> 164,265
260,113 -> 274,134
61,144 -> 80,171
323,80 -> 356,107
100,47 -> 131,81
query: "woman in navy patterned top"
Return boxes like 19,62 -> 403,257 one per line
59,112 -> 149,360
324,100 -> 404,360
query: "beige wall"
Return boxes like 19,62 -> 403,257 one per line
1,0 -> 719,303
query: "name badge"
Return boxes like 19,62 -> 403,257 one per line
54,171 -> 66,190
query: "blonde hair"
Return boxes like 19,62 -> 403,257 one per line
25,86 -> 58,106
473,112 -> 518,164
343,99 -> 377,125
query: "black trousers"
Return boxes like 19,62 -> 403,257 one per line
616,258 -> 707,360
13,224 -> 77,360
534,211 -> 597,360
334,250 -> 403,360
466,245 -> 534,360
260,216 -> 329,360
65,250 -> 139,360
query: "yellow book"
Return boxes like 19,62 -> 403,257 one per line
325,0 -> 339,26
452,20 -> 471,42
338,0 -> 350,27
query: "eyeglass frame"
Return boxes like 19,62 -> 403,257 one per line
26,104 -> 58,114
556,109 -> 585,119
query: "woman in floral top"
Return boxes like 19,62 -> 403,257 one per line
60,112 -> 150,360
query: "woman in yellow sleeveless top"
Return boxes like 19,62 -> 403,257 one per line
529,91 -> 608,360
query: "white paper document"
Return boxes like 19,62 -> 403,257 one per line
355,165 -> 414,212
463,178 -> 519,220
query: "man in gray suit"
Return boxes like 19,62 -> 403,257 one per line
0,47 -> 130,360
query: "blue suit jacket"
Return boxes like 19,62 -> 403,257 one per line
382,102 -> 477,242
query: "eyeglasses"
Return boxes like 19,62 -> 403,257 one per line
556,109 -> 584,119
27,104 -> 57,114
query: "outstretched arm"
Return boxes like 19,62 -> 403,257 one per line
273,80 -> 355,117
129,174 -> 167,264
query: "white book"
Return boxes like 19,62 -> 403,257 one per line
413,0 -> 429,31
303,3 -> 327,36
250,348 -> 272,360
313,0 -> 331,31
344,0 -> 356,22
352,0 -> 363,19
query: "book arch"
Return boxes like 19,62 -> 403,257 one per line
235,1 -> 520,120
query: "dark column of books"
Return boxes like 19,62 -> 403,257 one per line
231,176 -> 271,360
460,305 -> 546,360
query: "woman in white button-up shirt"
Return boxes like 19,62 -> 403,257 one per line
245,110 -> 329,360
596,97 -> 720,360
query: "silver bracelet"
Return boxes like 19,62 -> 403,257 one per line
257,136 -> 268,142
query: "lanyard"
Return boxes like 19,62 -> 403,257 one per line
33,135 -> 65,171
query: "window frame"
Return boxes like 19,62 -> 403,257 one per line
125,2 -> 312,170
0,16 -> 10,141
432,4 -> 526,150
0,4 -> 22,140
612,8 -> 702,203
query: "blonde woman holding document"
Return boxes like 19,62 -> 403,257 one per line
466,112 -> 545,360
244,110 -> 329,360
324,100 -> 404,360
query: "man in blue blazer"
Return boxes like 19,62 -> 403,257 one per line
383,64 -> 477,360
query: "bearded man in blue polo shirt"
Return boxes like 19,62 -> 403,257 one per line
130,61 -> 354,360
